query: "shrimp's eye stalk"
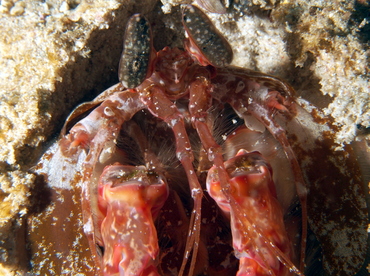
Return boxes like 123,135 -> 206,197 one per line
119,14 -> 153,89
182,4 -> 233,67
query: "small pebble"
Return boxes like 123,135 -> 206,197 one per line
10,5 -> 24,16
1,0 -> 14,10
10,1 -> 25,16
60,2 -> 70,13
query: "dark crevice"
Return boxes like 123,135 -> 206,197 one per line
350,0 -> 370,44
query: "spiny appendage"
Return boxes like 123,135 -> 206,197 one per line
59,107 -> 111,158
207,150 -> 302,275
61,91 -> 148,272
98,164 -> 169,275
60,90 -> 146,157
236,85 -> 307,271
219,76 -> 307,271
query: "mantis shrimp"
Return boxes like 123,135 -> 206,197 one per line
29,4 -> 369,276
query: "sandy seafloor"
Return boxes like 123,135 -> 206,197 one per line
0,0 -> 369,275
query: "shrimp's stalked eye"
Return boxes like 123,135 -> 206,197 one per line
182,4 -> 233,67
119,14 -> 152,88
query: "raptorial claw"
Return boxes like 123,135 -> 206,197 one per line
207,150 -> 299,276
98,164 -> 169,275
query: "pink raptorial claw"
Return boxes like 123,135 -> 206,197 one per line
207,151 -> 296,275
98,164 -> 169,275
